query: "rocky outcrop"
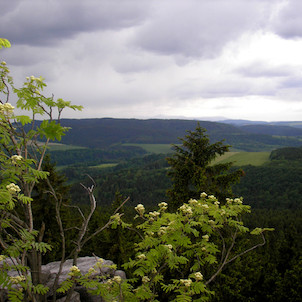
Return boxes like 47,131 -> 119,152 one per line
0,256 -> 126,302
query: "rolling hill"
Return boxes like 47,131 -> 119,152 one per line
56,118 -> 302,151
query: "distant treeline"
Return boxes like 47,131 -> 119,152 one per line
48,145 -> 147,166
41,118 -> 302,151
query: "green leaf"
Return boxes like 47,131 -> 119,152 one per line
38,120 -> 69,141
15,115 -> 32,126
0,38 -> 11,49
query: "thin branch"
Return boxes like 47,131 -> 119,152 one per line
225,232 -> 266,265
113,196 -> 130,215
216,229 -> 226,265
45,178 -> 67,302
63,203 -> 85,220
81,197 -> 130,247
0,76 -> 10,103
125,226 -> 144,240
71,183 -> 97,265
206,230 -> 237,285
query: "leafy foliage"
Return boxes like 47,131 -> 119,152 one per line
0,41 -> 82,301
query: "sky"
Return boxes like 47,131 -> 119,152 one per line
1,0 -> 302,122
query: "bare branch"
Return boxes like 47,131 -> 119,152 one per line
225,232 -> 266,265
206,230 -> 237,285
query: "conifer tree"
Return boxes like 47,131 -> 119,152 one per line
167,123 -> 243,209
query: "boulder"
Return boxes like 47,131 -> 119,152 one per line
0,256 -> 125,302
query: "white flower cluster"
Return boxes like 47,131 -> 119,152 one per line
194,272 -> 203,281
202,234 -> 209,241
164,244 -> 173,251
107,275 -> 122,285
6,183 -> 21,194
11,155 -> 23,164
88,267 -> 97,275
179,204 -> 193,216
26,75 -> 42,82
0,103 -> 14,116
96,258 -> 105,269
111,213 -> 122,223
214,200 -> 220,207
201,204 -> 209,210
234,197 -> 243,204
188,198 -> 198,206
68,265 -> 81,276
180,278 -> 192,287
226,197 -> 243,205
158,226 -> 168,236
137,253 -> 146,260
135,204 -> 145,216
200,192 -> 207,198
112,275 -> 122,283
0,255 -> 7,262
158,201 -> 168,211
149,211 -> 160,218
142,276 -> 150,283
10,275 -> 26,284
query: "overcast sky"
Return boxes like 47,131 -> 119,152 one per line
2,0 -> 302,121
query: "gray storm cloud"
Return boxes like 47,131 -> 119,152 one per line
0,0 -> 150,46
1,0 -> 302,121
132,0 -> 277,58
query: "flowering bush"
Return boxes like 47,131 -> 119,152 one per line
120,193 -> 272,301
58,193 -> 272,301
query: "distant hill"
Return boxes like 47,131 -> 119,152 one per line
239,124 -> 302,136
220,119 -> 268,126
222,119 -> 302,129
56,118 -> 302,151
59,118 -> 239,148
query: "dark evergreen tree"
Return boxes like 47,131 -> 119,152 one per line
166,124 -> 243,209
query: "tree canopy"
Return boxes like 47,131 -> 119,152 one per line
167,124 -> 243,209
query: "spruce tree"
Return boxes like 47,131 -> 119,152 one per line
167,123 -> 243,209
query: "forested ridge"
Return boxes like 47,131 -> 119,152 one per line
39,117 -> 302,151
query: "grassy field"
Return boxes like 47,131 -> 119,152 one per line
213,151 -> 270,166
47,143 -> 87,151
88,163 -> 118,169
123,143 -> 271,166
123,143 -> 174,154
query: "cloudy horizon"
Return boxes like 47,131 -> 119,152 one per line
2,0 -> 302,122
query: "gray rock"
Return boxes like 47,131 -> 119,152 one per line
0,256 -> 126,302
114,270 -> 126,279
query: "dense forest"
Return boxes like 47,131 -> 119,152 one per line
49,142 -> 302,301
